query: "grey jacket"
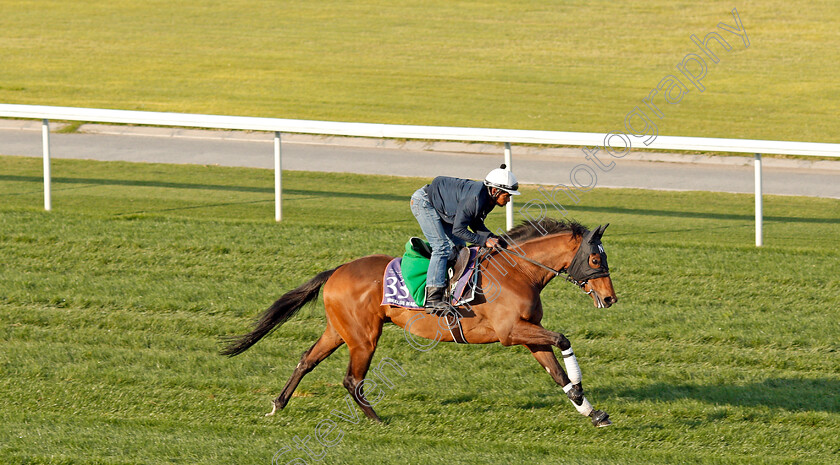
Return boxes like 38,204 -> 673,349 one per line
425,176 -> 497,245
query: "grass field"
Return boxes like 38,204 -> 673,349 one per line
2,1 -> 840,143
1,155 -> 838,464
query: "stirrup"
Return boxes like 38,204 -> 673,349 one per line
425,301 -> 453,316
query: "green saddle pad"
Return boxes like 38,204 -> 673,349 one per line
402,238 -> 432,306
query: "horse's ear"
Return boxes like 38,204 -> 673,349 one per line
592,223 -> 609,241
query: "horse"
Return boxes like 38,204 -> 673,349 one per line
221,218 -> 618,427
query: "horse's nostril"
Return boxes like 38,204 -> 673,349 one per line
604,296 -> 615,305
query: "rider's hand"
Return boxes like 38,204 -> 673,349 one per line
485,237 -> 501,248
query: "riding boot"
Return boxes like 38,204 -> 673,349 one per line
423,286 -> 447,313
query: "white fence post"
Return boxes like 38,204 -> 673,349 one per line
504,142 -> 513,231
755,153 -> 763,247
42,119 -> 51,211
274,131 -> 282,222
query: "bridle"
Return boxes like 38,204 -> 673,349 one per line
488,243 -> 611,305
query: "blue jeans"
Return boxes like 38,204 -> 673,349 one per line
410,187 -> 465,288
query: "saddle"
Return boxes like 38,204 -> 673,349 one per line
408,237 -> 472,291
382,240 -> 480,344
385,239 -> 480,310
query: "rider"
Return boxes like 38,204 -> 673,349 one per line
410,164 -> 520,311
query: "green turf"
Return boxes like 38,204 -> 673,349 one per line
1,1 -> 839,143
1,155 -> 838,464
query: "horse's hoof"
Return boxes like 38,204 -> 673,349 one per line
590,410 -> 611,427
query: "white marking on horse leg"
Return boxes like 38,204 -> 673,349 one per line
265,401 -> 277,417
545,366 -> 551,374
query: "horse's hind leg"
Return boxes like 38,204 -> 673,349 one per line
342,340 -> 384,423
266,325 -> 344,416
526,344 -> 611,427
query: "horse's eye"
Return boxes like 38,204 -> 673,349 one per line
592,258 -> 600,266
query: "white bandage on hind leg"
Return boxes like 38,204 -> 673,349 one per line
561,348 -> 582,385
563,383 -> 594,416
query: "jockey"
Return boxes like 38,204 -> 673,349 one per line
410,164 -> 520,311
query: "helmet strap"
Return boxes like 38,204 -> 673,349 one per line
488,186 -> 501,200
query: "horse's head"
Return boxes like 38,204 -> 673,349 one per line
568,224 -> 617,309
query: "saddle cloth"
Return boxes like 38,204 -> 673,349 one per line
381,247 -> 479,309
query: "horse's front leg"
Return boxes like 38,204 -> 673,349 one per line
500,321 -> 590,392
502,319 -> 611,427
525,344 -> 610,427
500,321 -> 583,386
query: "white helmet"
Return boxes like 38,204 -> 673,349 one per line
484,164 -> 521,195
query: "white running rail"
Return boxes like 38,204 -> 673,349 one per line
3,103 -> 840,246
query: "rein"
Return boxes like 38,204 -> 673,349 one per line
489,246 -> 597,292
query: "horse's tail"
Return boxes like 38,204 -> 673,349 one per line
221,267 -> 339,357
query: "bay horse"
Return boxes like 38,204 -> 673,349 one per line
222,218 -> 617,427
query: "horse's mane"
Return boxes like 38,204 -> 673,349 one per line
505,218 -> 587,244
